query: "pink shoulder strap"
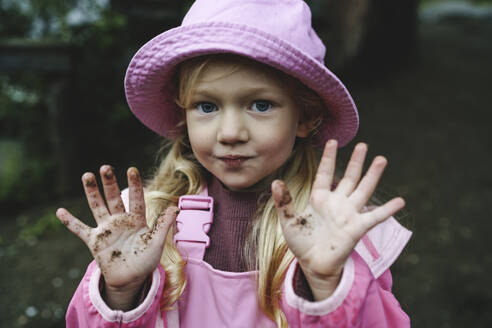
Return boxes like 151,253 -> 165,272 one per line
173,186 -> 214,260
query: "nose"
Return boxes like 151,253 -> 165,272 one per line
217,109 -> 249,144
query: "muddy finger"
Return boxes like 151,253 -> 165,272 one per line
272,180 -> 296,220
82,172 -> 110,224
100,165 -> 125,215
148,206 -> 179,250
128,167 -> 146,216
56,208 -> 91,245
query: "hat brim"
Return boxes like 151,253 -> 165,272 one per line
125,21 -> 359,147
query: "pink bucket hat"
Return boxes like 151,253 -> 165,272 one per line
125,0 -> 359,147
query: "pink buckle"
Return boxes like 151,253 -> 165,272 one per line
173,195 -> 214,247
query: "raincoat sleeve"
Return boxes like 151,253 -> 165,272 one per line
281,217 -> 412,327
65,261 -> 166,327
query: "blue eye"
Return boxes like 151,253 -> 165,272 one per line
196,102 -> 217,114
251,100 -> 273,112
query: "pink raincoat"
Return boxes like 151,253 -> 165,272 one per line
66,190 -> 412,327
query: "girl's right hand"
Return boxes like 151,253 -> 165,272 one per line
56,165 -> 178,310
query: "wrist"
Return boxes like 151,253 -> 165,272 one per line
300,265 -> 343,301
102,277 -> 149,311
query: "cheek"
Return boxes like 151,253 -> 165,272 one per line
257,123 -> 297,158
186,118 -> 209,157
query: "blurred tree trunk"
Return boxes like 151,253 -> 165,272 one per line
45,79 -> 69,196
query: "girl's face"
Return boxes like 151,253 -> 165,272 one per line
185,60 -> 310,191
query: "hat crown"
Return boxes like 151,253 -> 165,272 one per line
182,0 -> 326,63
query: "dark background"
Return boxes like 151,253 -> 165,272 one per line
1,0 -> 491,327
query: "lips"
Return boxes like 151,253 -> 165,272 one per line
219,155 -> 250,160
217,155 -> 252,167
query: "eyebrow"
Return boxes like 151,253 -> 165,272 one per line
192,86 -> 282,99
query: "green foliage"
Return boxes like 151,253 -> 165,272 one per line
18,208 -> 63,241
0,3 -> 31,38
0,0 -> 106,40
0,1 -> 135,207
0,1 -> 184,208
0,141 -> 24,200
0,73 -> 58,204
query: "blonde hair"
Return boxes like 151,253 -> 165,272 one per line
144,54 -> 324,327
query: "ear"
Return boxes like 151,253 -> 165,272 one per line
296,120 -> 314,138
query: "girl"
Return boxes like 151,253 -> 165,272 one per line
57,0 -> 412,327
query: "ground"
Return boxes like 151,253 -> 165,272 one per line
1,14 -> 491,328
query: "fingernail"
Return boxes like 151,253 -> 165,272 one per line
275,182 -> 292,207
82,173 -> 97,188
357,143 -> 367,150
128,167 -> 140,177
103,166 -> 114,179
374,156 -> 387,165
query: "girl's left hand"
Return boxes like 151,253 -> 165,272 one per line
272,140 -> 405,301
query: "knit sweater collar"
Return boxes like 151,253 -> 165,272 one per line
208,176 -> 268,219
